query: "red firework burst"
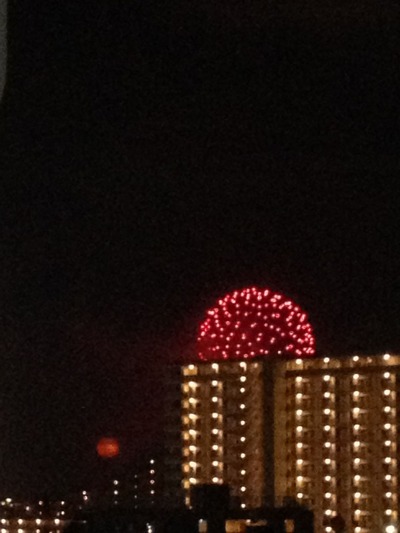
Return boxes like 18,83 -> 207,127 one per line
197,287 -> 315,361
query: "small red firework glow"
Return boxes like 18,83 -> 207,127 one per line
197,287 -> 315,361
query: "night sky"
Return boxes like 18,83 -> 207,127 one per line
1,1 -> 400,498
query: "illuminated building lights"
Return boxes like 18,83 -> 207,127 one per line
324,425 -> 331,431
240,387 -> 245,393
297,492 -> 303,498
211,380 -> 218,386
240,486 -> 246,492
353,356 -> 359,362
324,475 -> 332,482
323,357 -> 330,363
384,372 -> 391,379
197,287 -> 315,360
212,477 -> 220,483
240,420 -> 246,426
384,423 -> 392,430
323,392 -> 331,398
240,453 -> 246,459
353,374 -> 359,380
296,392 -> 303,399
295,377 -> 302,383
189,478 -> 197,484
384,389 -> 392,396
384,406 -> 392,413
240,404 -> 246,409
241,469 -> 246,475
296,426 -> 303,432
384,353 -> 391,361
212,428 -> 219,435
323,375 -> 331,381
240,376 -> 247,382
323,408 -> 331,415
212,461 -> 219,466
296,409 -> 303,417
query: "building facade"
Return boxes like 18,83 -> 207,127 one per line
179,354 -> 400,533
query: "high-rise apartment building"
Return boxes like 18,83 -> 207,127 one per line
179,353 -> 400,533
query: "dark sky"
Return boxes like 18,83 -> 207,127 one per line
1,1 -> 400,498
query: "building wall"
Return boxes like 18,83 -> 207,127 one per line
178,354 -> 400,533
181,360 -> 272,509
283,354 -> 399,533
